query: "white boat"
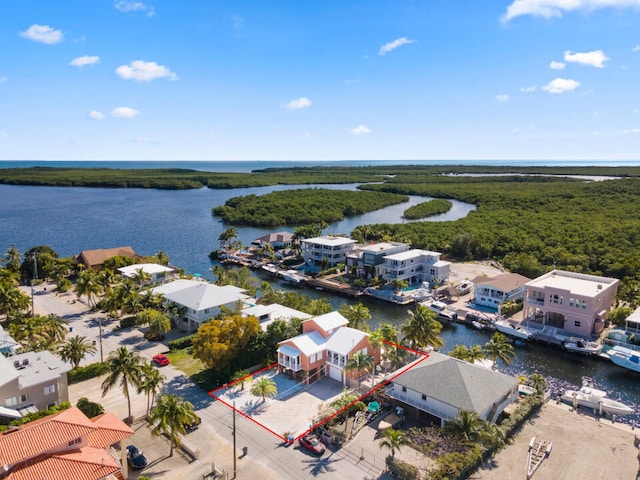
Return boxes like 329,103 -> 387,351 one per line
560,389 -> 634,415
608,345 -> 640,373
422,300 -> 458,322
495,319 -> 535,341
281,270 -> 304,284
262,264 -> 278,275
518,384 -> 536,396
562,337 -> 602,355
471,320 -> 484,330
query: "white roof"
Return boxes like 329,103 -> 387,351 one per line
526,270 -> 618,297
151,279 -> 249,311
118,263 -> 173,277
309,311 -> 349,332
326,327 -> 368,356
0,355 -> 20,387
359,242 -> 408,253
302,236 -> 357,247
384,249 -> 442,262
243,303 -> 311,321
14,351 -> 71,388
279,331 -> 326,356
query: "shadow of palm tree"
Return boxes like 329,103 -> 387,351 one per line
301,451 -> 343,476
240,398 -> 268,417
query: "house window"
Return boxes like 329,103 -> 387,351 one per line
5,397 -> 17,407
581,301 -> 587,309
44,384 -> 56,395
401,386 -> 407,392
310,353 -> 316,363
68,438 -> 81,447
550,294 -> 562,304
421,394 -> 427,401
574,320 -> 581,327
569,298 -> 574,307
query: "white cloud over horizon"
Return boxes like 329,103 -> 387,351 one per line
502,0 -> 640,22
283,97 -> 312,110
542,78 -> 581,94
111,107 -> 140,118
19,24 -> 63,44
115,60 -> 178,82
114,1 -> 155,16
633,45 -> 640,51
89,110 -> 104,120
564,50 -> 609,68
70,55 -> 100,67
520,86 -> 536,92
623,128 -> 640,134
496,94 -> 510,102
379,37 -> 414,55
550,61 -> 565,70
350,124 -> 371,135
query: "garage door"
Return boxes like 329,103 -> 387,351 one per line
329,365 -> 342,382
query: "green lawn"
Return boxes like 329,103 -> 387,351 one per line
166,348 -> 206,377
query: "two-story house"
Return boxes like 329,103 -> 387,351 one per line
382,249 -> 451,287
346,242 -> 410,278
118,262 -> 174,284
151,279 -> 251,332
523,269 -> 618,336
241,303 -> 312,331
277,312 -> 380,385
301,236 -> 358,272
471,273 -> 531,312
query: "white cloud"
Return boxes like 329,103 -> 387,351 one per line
550,61 -> 565,70
19,24 -> 63,44
379,37 -> 415,56
350,124 -> 371,135
633,45 -> 640,51
542,78 -> 581,94
0,77 -> 7,83
111,107 -> 140,118
283,97 -> 312,110
115,60 -> 178,82
633,108 -> 639,113
502,0 -> 640,22
623,128 -> 640,134
89,110 -> 104,120
564,50 -> 609,68
520,86 -> 536,92
0,130 -> 8,139
70,55 -> 100,67
114,1 -> 155,16
496,94 -> 510,102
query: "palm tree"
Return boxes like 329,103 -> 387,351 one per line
101,346 -> 145,424
0,280 -> 30,321
468,345 -> 485,364
137,308 -> 172,339
148,394 -> 198,457
139,363 -> 166,416
9,314 -> 67,351
529,373 -> 547,396
250,376 -> 278,402
75,269 -> 101,308
329,388 -> 361,434
378,428 -> 410,458
344,351 -> 374,391
155,250 -> 170,265
57,335 -> 97,369
338,303 -> 371,332
401,304 -> 445,350
383,345 -> 407,372
448,345 -> 471,361
443,410 -> 485,443
218,227 -> 239,250
131,268 -> 151,286
4,245 -> 21,272
482,332 -> 516,368
231,369 -> 250,390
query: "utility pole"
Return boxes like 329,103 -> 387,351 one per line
232,401 -> 237,479
30,253 -> 38,316
98,317 -> 104,362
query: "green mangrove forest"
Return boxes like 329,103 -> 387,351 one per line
403,199 -> 453,220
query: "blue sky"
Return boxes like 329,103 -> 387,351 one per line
1,0 -> 639,161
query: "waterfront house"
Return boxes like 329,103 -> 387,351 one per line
0,406 -> 134,480
118,262 -> 174,284
471,273 -> 530,312
346,241 -> 410,278
385,352 -> 519,426
0,351 -> 71,423
0,325 -> 18,356
73,246 -> 140,271
251,231 -> 294,249
382,249 -> 451,287
522,269 -> 618,336
277,312 -> 380,385
151,279 -> 251,332
301,236 -> 358,272
241,303 -> 312,331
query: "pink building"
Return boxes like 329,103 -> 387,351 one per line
523,270 -> 618,337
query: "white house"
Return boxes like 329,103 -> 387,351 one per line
472,273 -> 531,312
301,236 -> 358,272
151,279 -> 251,332
385,352 -> 519,426
346,242 -> 410,278
118,263 -> 174,284
241,303 -> 312,331
382,249 -> 451,287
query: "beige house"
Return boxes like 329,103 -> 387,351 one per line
471,273 -> 531,311
523,270 -> 618,336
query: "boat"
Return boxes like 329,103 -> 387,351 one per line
422,300 -> 458,322
608,345 -> 640,373
262,264 -> 279,275
518,384 -> 536,396
471,320 -> 484,330
281,270 -> 305,284
495,319 -> 535,341
560,386 -> 634,416
562,337 -> 602,355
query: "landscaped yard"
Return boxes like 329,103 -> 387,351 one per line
166,348 -> 206,376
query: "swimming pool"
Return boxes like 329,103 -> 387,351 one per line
466,302 -> 498,313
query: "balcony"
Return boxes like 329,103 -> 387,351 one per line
279,358 -> 302,372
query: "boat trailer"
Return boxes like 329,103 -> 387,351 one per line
526,435 -> 552,479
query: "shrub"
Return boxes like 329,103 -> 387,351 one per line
9,402 -> 71,426
499,395 -> 544,438
77,397 -> 105,418
386,455 -> 420,480
429,446 -> 482,480
168,333 -> 196,350
68,361 -> 109,384
119,316 -> 137,329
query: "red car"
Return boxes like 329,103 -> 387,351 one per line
299,434 -> 325,456
152,354 -> 170,366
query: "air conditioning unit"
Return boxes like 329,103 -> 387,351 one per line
13,360 -> 20,368
22,359 -> 29,366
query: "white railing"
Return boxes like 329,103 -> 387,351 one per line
386,389 -> 450,420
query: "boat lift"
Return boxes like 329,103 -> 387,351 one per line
526,435 -> 552,479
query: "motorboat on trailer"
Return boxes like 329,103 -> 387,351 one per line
495,319 -> 535,341
607,345 -> 640,373
562,337 -> 602,355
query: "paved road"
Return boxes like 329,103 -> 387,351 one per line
31,284 -> 387,480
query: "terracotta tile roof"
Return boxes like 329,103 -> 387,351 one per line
6,447 -> 121,480
75,246 -> 138,268
88,411 -> 134,448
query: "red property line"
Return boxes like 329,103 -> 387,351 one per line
208,342 -> 430,443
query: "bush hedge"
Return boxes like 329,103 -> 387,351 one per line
68,362 -> 109,384
386,455 -> 421,480
119,316 -> 137,329
168,334 -> 196,350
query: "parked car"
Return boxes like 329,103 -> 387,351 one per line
126,445 -> 148,470
299,434 -> 326,455
152,353 -> 170,366
184,415 -> 202,432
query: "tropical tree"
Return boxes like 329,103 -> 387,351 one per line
449,345 -> 471,362
218,227 -> 239,250
383,345 -> 407,372
443,410 -> 485,443
137,308 -> 172,339
131,269 -> 152,286
75,269 -> 101,308
139,363 -> 166,416
96,269 -> 117,296
482,332 -> 516,367
9,314 -> 67,351
338,303 -> 371,332
378,428 -> 410,458
192,314 -> 260,368
0,279 -> 30,320
259,242 -> 275,261
101,346 -> 145,424
148,394 -> 198,457
529,373 -> 547,396
4,245 -> 21,272
250,376 -> 278,402
57,335 -> 97,369
401,304 -> 445,350
344,351 -> 374,391
231,369 -> 251,390
329,388 -> 362,433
